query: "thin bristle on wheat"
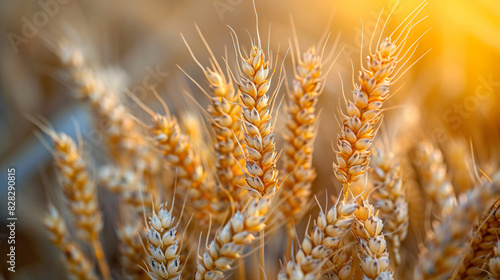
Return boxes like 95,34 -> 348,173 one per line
146,203 -> 182,280
43,205 -> 98,280
456,199 -> 500,279
414,141 -> 456,218
370,148 -> 408,266
415,173 -> 500,280
280,47 -> 322,221
195,198 -> 270,280
333,38 -> 399,198
237,44 -> 279,198
280,196 -> 358,280
352,201 -> 394,280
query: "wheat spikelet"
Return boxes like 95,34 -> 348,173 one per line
43,205 -> 98,280
370,148 -> 408,266
118,223 -> 148,280
351,201 -> 394,280
145,203 -> 183,280
415,173 -> 500,280
455,199 -> 500,279
280,46 -> 322,222
280,197 -> 357,280
413,141 -> 456,218
333,38 -> 399,198
487,241 -> 500,279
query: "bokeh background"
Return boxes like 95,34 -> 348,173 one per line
0,0 -> 499,278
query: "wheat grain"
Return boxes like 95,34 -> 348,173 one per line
118,222 -> 148,280
370,148 -> 408,266
487,241 -> 500,280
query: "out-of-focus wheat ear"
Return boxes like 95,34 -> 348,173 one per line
280,46 -> 322,225
43,205 -> 99,280
145,203 -> 183,280
54,40 -> 157,172
370,148 -> 408,266
147,107 -> 227,221
413,141 -> 456,219
455,199 -> 500,279
181,30 -> 247,207
46,130 -> 110,280
333,2 -> 428,200
195,198 -> 270,280
414,173 -> 500,280
117,222 -> 148,280
280,194 -> 358,280
487,241 -> 500,279
351,201 -> 394,280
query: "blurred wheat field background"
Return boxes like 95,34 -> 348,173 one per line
0,0 -> 500,279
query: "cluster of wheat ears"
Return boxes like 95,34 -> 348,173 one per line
35,2 -> 500,280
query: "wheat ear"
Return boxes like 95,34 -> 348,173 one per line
280,196 -> 358,280
55,40 -> 154,170
118,222 -> 148,280
370,148 -> 408,266
195,198 -> 270,280
43,205 -> 98,280
488,241 -> 500,279
280,47 -> 322,222
182,29 -> 247,206
49,131 -> 110,279
415,173 -> 500,280
145,203 -> 183,280
352,201 -> 394,280
333,38 -> 399,198
148,112 -> 226,219
414,141 -> 456,218
455,199 -> 500,279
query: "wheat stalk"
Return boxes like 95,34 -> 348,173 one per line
43,205 -> 98,280
280,46 -> 322,222
415,173 -> 500,280
370,148 -> 408,266
280,196 -> 358,280
414,141 -> 456,218
145,203 -> 183,280
351,201 -> 394,280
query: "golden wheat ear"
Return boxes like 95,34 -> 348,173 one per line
370,147 -> 408,267
415,173 -> 500,280
43,205 -> 99,280
333,1 -> 429,200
